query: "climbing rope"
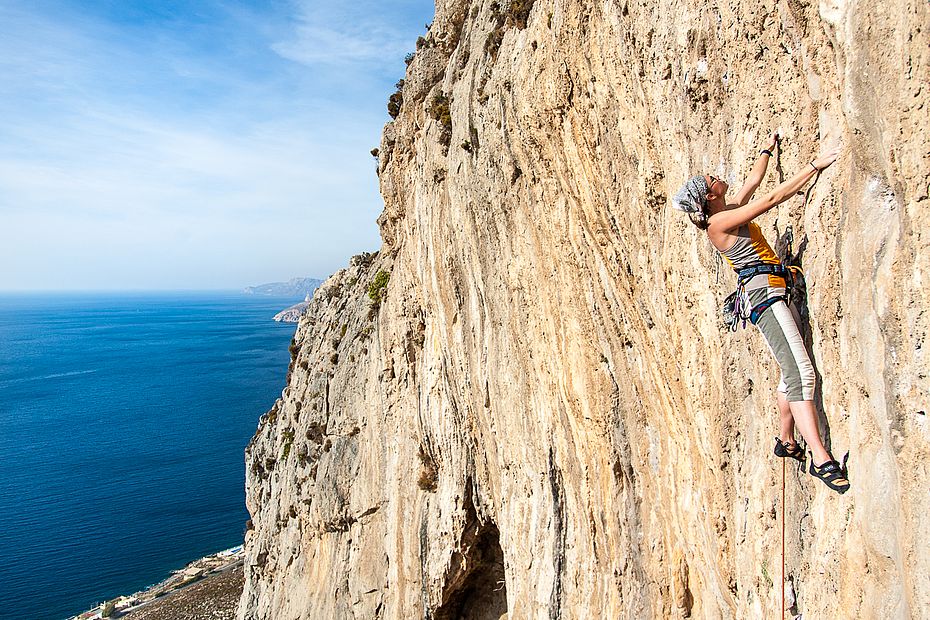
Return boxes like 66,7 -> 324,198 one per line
781,457 -> 786,619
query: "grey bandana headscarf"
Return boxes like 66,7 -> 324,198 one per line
672,175 -> 709,215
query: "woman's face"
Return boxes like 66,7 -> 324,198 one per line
704,174 -> 728,198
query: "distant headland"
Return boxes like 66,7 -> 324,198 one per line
243,277 -> 323,323
242,277 -> 322,298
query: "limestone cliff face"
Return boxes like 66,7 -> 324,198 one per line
238,1 -> 928,618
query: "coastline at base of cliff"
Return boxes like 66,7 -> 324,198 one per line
70,546 -> 244,620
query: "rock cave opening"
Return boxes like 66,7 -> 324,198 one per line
433,486 -> 508,620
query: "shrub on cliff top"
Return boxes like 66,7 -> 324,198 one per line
388,80 -> 404,119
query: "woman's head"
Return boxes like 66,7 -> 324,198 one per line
673,174 -> 728,229
673,175 -> 711,229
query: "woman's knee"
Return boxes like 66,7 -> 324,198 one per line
784,363 -> 816,401
798,359 -> 816,400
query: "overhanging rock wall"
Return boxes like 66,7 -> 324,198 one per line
239,0 -> 928,618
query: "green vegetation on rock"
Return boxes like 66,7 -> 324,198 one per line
368,270 -> 390,306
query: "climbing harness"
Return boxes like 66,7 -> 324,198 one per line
721,262 -> 803,331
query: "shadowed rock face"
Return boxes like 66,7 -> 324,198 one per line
433,483 -> 507,620
238,0 -> 928,618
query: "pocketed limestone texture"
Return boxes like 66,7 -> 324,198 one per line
239,0 -> 928,618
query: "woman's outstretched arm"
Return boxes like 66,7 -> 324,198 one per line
733,131 -> 779,206
709,146 -> 840,233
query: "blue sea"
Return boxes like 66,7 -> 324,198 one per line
0,292 -> 298,619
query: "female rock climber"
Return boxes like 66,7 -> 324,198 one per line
673,133 -> 850,494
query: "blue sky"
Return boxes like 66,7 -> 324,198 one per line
0,0 -> 434,291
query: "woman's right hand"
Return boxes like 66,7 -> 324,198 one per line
762,131 -> 779,152
812,146 -> 841,171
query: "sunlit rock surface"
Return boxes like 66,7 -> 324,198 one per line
238,0 -> 928,617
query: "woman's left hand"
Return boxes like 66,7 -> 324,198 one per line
812,146 -> 842,171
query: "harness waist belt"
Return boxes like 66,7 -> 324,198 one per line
724,262 -> 799,330
736,262 -> 788,282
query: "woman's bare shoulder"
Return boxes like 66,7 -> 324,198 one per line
706,214 -> 741,252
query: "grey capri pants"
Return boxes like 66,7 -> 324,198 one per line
748,288 -> 816,401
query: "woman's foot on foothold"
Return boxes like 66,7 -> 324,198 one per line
809,457 -> 850,494
774,437 -> 805,462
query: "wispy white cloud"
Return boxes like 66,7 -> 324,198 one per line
0,0 -> 434,290
272,0 -> 423,68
